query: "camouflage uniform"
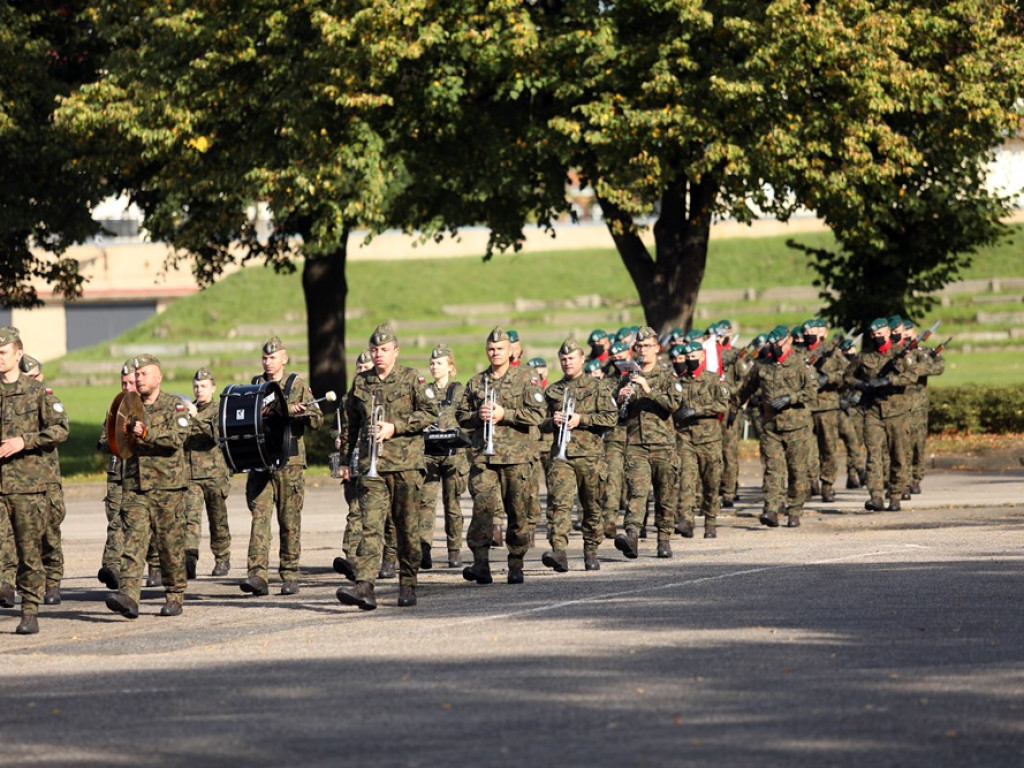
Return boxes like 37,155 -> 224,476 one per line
334,392 -> 363,559
345,364 -> 437,588
907,343 -> 945,490
116,390 -> 190,608
541,371 -> 617,562
673,369 -> 727,531
737,350 -> 817,521
40,388 -> 69,592
843,343 -> 919,505
420,381 -> 469,559
185,399 -> 232,566
807,340 -> 848,496
245,371 -> 323,584
457,365 -> 545,572
719,347 -> 752,503
0,373 -> 67,615
601,379 -> 628,531
97,428 -> 125,572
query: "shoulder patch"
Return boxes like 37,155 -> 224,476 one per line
424,386 -> 436,399
533,391 -> 544,403
175,402 -> 186,411
53,402 -> 65,413
674,382 -> 683,392
177,416 -> 189,427
418,376 -> 426,384
45,388 -> 53,395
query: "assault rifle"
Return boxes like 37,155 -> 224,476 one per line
848,320 -> 941,408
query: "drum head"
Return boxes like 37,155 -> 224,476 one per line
218,381 -> 290,472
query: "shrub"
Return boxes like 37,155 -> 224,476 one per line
929,384 -> 1024,434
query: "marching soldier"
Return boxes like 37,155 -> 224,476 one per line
718,321 -> 750,508
457,327 -> 545,586
240,336 -> 323,597
183,368 -> 232,577
613,326 -> 683,559
105,354 -> 190,619
333,349 -> 374,581
601,340 -> 633,535
0,328 -> 69,634
587,329 -> 611,364
736,326 -> 817,528
843,318 -> 919,512
904,320 -> 945,494
836,340 -> 868,489
803,318 -> 847,502
670,342 -> 727,539
540,338 -> 617,572
335,324 -> 438,610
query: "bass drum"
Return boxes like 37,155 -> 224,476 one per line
218,381 -> 290,473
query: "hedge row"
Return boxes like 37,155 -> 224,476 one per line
928,384 -> 1024,434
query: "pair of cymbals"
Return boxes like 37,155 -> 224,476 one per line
106,391 -> 145,459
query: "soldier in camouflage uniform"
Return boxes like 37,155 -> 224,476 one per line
736,325 -> 817,528
335,324 -> 438,610
612,326 -> 683,559
670,342 -> 727,539
540,338 -> 617,572
240,336 -> 323,597
184,368 -> 232,577
836,340 -> 867,489
332,350 -> 373,582
419,345 -> 469,569
105,354 -> 190,619
0,329 -> 69,634
457,327 -> 545,586
718,322 -> 751,508
903,321 -> 945,495
802,319 -> 848,502
18,356 -> 69,606
843,318 -> 919,512
601,340 -> 634,537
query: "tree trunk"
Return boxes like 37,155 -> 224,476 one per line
301,236 -> 349,402
599,175 -> 717,333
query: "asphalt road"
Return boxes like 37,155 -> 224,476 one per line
2,465 -> 1023,768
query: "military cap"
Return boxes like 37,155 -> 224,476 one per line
120,358 -> 135,376
635,326 -> 658,343
132,353 -> 162,370
791,324 -> 805,338
668,344 -> 687,358
609,340 -> 630,356
888,314 -> 903,328
587,329 -> 608,344
558,337 -> 583,356
903,318 -> 915,330
262,335 -> 286,355
18,354 -> 41,374
430,344 -> 453,360
487,326 -> 510,344
869,317 -> 889,332
683,341 -> 703,355
194,367 -> 215,382
615,327 -> 632,341
356,349 -> 372,365
667,327 -> 685,341
717,319 -> 734,334
0,326 -> 20,345
751,333 -> 768,348
583,358 -> 602,373
507,329 -> 519,342
527,357 -> 547,369
369,323 -> 397,347
684,330 -> 703,342
766,325 -> 790,344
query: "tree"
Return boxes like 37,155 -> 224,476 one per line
0,1 -> 110,307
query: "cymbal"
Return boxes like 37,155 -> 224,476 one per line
106,391 -> 145,459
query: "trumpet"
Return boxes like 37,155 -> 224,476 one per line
554,391 -> 575,460
482,378 -> 497,456
365,394 -> 385,479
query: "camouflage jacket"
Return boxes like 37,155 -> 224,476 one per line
346,365 -> 438,473
843,344 -> 919,419
720,347 -> 752,397
0,374 -> 69,495
673,369 -> 727,445
457,365 -> 545,465
736,352 -> 817,432
541,374 -> 618,459
185,400 -> 230,483
122,391 -> 189,492
906,345 -> 945,411
40,389 -> 67,484
614,365 -> 683,448
253,371 -> 323,468
805,344 -> 848,412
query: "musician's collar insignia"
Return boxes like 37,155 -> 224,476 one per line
425,387 -> 436,399
533,391 -> 544,402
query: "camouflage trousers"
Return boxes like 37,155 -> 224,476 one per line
720,409 -> 742,498
354,470 -> 424,587
838,409 -> 866,474
811,410 -> 840,487
677,437 -> 723,526
341,479 -> 362,559
909,405 -> 929,484
864,411 -> 912,499
1,507 -> 15,586
624,443 -> 679,541
762,424 -> 811,518
603,440 -> 626,526
185,477 -> 232,561
118,487 -> 187,605
468,461 -> 533,568
42,483 -> 66,587
246,466 -> 304,582
420,452 -> 468,553
0,493 -> 47,613
545,455 -> 606,553
102,481 -> 158,571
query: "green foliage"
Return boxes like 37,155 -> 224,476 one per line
929,384 -> 1024,434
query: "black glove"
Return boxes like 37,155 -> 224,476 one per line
769,395 -> 791,411
817,373 -> 828,388
854,380 -> 870,392
868,376 -> 890,389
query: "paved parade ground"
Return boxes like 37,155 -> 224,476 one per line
2,463 -> 1023,767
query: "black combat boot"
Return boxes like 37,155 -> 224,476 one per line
333,557 -> 356,581
185,550 -> 199,580
721,495 -> 734,509
97,566 -> 120,590
759,508 -> 780,527
105,593 -> 140,619
377,559 -> 397,580
420,543 -> 433,570
43,586 -> 61,605
397,585 -> 417,607
145,565 -> 162,587
820,483 -> 836,502
656,540 -> 672,558
280,580 -> 300,595
447,550 -> 462,568
614,530 -> 639,559
239,575 -> 269,596
888,496 -> 901,512
675,519 -> 695,538
603,521 -> 617,539
159,600 -> 183,616
787,515 -> 801,528
909,482 -> 922,495
462,559 -> 493,585
211,560 -> 230,577
865,497 -> 885,511
336,581 -> 377,610
704,524 -> 717,539
15,614 -> 39,635
541,549 -> 569,573
507,565 -> 524,584
583,551 -> 600,571
810,479 -> 822,498
846,472 -> 861,490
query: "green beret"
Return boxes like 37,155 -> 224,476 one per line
684,330 -> 703,342
614,327 -> 632,341
583,358 -> 602,373
668,344 -> 686,358
766,325 -> 790,344
19,354 -> 41,374
903,319 -> 915,330
527,357 -> 547,369
869,317 -> 889,332
840,338 -> 855,351
558,337 -> 583,356
888,315 -> 903,328
751,333 -> 768,347
369,323 -> 397,347
609,340 -> 630,356
430,344 -> 453,360
194,367 -> 215,382
262,335 -> 285,355
682,341 -> 703,355
791,324 -> 805,337
132,353 -> 162,371
507,329 -> 519,342
487,326 -> 510,344
587,329 -> 607,344
0,326 -> 21,345
717,319 -> 733,334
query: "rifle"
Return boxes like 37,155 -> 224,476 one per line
852,320 -> 940,406
807,329 -> 859,367
932,336 -> 953,356
721,345 -> 748,372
